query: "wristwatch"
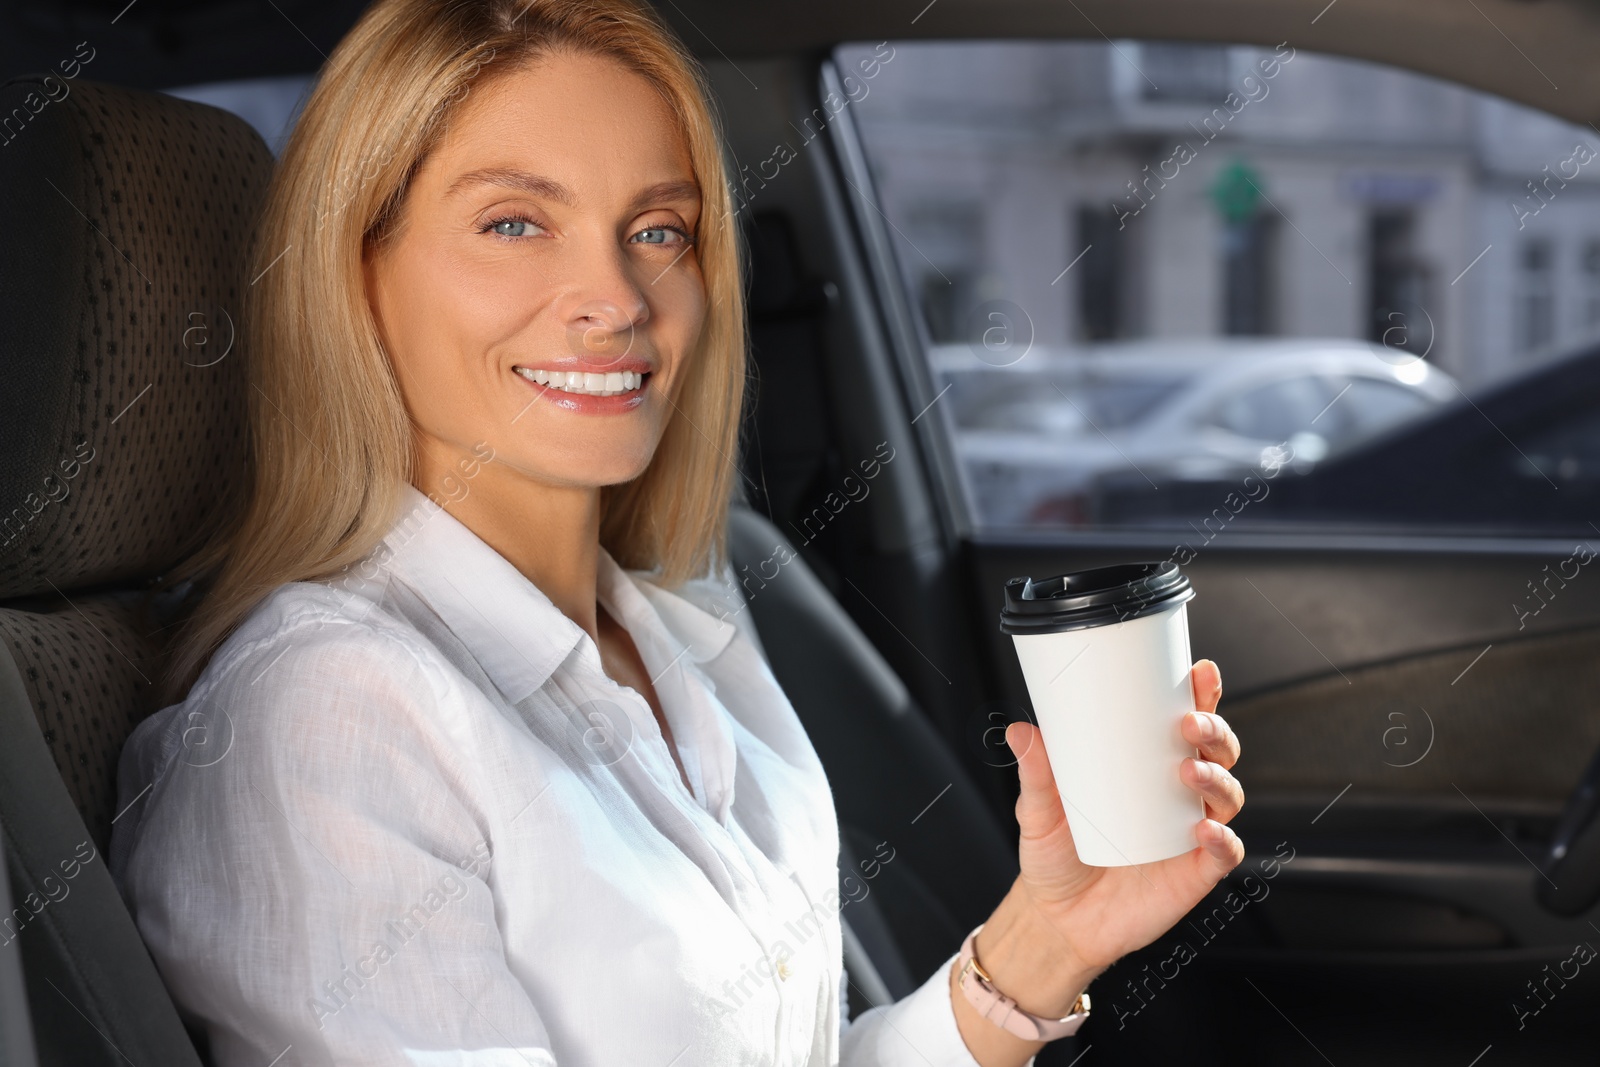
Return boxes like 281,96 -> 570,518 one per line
955,923 -> 1091,1042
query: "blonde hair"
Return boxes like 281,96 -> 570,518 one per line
158,0 -> 746,706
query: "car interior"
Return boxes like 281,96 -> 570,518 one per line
4,1 -> 1600,1065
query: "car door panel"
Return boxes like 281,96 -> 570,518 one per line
969,538 -> 1600,1061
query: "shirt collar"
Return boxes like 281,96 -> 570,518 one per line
600,557 -> 739,670
375,483 -> 736,706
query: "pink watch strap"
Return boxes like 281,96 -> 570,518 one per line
955,924 -> 1090,1042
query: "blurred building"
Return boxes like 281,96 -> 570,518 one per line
843,40 -> 1600,388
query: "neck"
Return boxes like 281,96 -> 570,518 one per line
413,439 -> 603,644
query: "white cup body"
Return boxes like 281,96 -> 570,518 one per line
1010,600 -> 1202,866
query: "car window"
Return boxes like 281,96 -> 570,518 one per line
836,39 -> 1600,536
1335,375 -> 1437,436
1211,375 -> 1333,441
953,367 -> 1192,434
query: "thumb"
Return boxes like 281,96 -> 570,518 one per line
1006,721 -> 1067,839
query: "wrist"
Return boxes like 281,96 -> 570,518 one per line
974,878 -> 1105,1018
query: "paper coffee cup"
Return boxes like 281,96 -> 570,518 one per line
1000,562 -> 1204,867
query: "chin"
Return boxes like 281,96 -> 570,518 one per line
515,446 -> 658,490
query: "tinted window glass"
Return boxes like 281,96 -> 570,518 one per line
838,39 -> 1600,535
1213,376 -> 1332,441
1519,406 -> 1600,483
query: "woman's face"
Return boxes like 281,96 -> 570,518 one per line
365,50 -> 706,492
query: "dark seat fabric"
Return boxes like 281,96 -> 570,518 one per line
0,71 -> 269,843
0,73 -> 273,1067
727,506 -> 1020,998
732,206 -> 1020,1002
737,209 -> 843,535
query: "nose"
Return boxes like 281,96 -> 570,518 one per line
571,297 -> 637,341
565,255 -> 649,366
568,299 -> 640,365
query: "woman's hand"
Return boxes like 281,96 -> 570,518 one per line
1003,658 -> 1244,973
948,659 -> 1242,1064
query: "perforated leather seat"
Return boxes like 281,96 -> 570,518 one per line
0,73 -> 272,1066
0,73 -> 1016,1066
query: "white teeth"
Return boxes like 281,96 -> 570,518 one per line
514,366 -> 645,396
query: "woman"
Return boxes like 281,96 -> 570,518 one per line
109,0 -> 1247,1064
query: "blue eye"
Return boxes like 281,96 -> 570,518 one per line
632,226 -> 690,245
481,213 -> 546,240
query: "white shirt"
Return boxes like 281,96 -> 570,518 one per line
109,483 -> 996,1067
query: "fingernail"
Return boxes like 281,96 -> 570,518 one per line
1193,760 -> 1216,784
1195,713 -> 1219,741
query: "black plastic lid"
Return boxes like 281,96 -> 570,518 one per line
998,561 -> 1194,635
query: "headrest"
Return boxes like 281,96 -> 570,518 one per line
0,75 -> 275,600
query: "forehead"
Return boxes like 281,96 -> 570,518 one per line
428,50 -> 698,199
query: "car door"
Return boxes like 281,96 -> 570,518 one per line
713,30 -> 1600,1066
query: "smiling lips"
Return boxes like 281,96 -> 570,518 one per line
514,366 -> 646,397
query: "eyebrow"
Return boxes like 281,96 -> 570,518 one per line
443,168 -> 700,213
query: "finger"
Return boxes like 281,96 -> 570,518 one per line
1181,710 -> 1241,770
1189,659 -> 1222,713
1005,722 -> 1068,840
1181,757 -> 1245,824
1194,818 -> 1245,878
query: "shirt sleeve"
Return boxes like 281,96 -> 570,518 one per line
116,616 -> 557,1067
838,952 -> 1039,1067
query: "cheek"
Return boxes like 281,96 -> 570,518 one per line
377,277 -> 457,407
416,246 -> 541,364
376,244 -> 538,401
441,244 -> 550,328
651,260 -> 708,386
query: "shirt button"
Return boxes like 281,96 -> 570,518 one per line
776,958 -> 791,981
